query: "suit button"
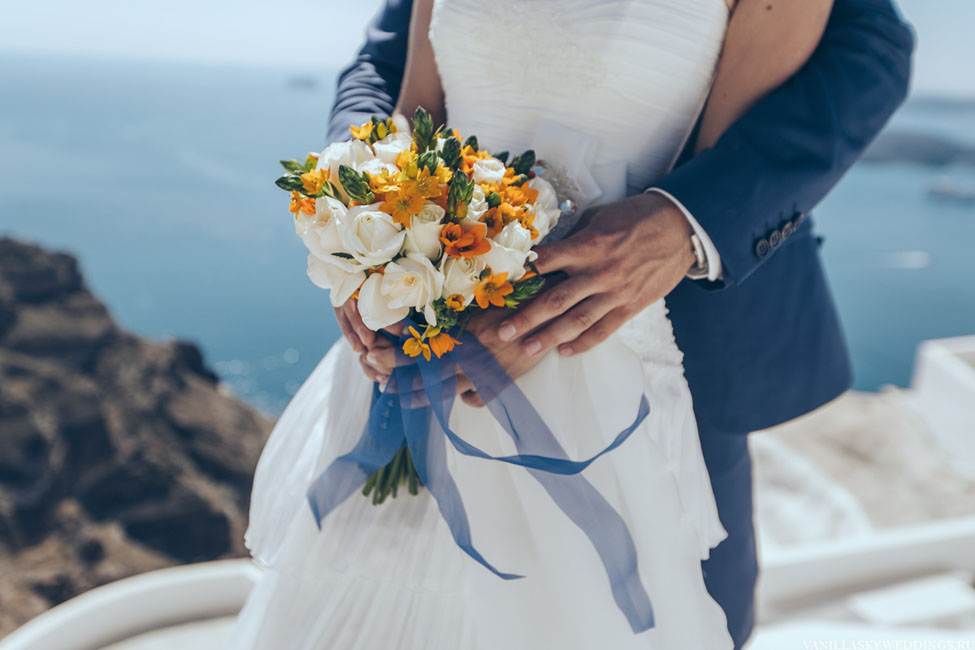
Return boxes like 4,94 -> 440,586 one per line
793,211 -> 805,228
782,221 -> 795,239
769,229 -> 782,248
755,238 -> 770,258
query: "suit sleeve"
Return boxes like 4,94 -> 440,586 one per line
326,0 -> 414,146
653,0 -> 915,288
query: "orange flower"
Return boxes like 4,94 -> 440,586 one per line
428,330 -> 461,358
459,145 -> 492,176
380,185 -> 426,227
474,270 -> 513,309
520,211 -> 540,239
479,208 -> 505,237
289,191 -> 315,216
502,183 -> 538,207
440,222 -> 491,258
402,326 -> 431,361
445,294 -> 466,311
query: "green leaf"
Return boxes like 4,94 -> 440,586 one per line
493,150 -> 509,164
279,159 -> 305,174
338,165 -> 375,204
463,135 -> 479,152
510,149 -> 536,175
302,154 -> 318,172
275,174 -> 304,191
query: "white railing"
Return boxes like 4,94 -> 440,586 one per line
0,559 -> 260,650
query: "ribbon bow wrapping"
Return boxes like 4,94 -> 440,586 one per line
306,330 -> 655,633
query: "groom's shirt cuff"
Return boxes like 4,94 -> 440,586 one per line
644,187 -> 724,282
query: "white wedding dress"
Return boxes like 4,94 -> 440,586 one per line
226,0 -> 734,648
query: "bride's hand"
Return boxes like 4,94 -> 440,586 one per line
334,299 -> 376,355
493,192 -> 697,358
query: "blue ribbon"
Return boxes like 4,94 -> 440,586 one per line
306,329 -> 655,633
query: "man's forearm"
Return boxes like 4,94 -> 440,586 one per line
327,0 -> 413,145
655,0 -> 914,287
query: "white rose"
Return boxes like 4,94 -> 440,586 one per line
296,196 -> 345,258
372,131 -> 413,164
441,255 -> 485,307
341,203 -> 406,267
481,222 -> 536,282
381,253 -> 445,326
403,203 -> 445,261
356,156 -> 399,179
356,273 -> 409,330
306,253 -> 366,308
472,157 -> 506,185
466,184 -> 489,222
318,139 -> 373,202
528,176 -> 561,242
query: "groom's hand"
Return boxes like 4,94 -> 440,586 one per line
497,192 -> 697,357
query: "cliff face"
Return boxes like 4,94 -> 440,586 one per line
0,238 -> 273,636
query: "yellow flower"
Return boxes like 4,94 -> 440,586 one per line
402,325 -> 431,361
396,149 -> 418,179
474,269 -> 513,309
350,121 -> 374,140
289,191 -> 315,216
300,168 -> 329,194
434,164 -> 453,185
396,148 -> 417,168
368,168 -> 399,196
412,168 -> 444,200
380,184 -> 425,227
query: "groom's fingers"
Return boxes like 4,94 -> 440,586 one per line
559,306 -> 631,356
496,274 -> 595,344
522,294 -> 616,357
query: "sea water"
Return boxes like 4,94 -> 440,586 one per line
1,54 -> 973,414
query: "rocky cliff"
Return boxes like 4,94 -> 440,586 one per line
0,238 -> 274,636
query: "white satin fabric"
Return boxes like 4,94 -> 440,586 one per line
227,1 -> 733,648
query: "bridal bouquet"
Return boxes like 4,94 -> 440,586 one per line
275,107 -> 563,503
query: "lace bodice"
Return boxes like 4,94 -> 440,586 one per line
429,0 -> 729,202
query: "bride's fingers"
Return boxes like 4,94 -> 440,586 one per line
522,293 -> 616,357
364,342 -> 418,375
495,274 -> 596,345
460,390 -> 485,408
335,307 -> 364,353
346,300 -> 377,348
558,305 -> 631,356
456,374 -> 485,408
358,353 -> 387,384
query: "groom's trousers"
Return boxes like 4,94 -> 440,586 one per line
698,431 -> 757,650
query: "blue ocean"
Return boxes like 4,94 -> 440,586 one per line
2,54 -> 973,415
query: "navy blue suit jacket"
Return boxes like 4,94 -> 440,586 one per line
326,0 -> 914,436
